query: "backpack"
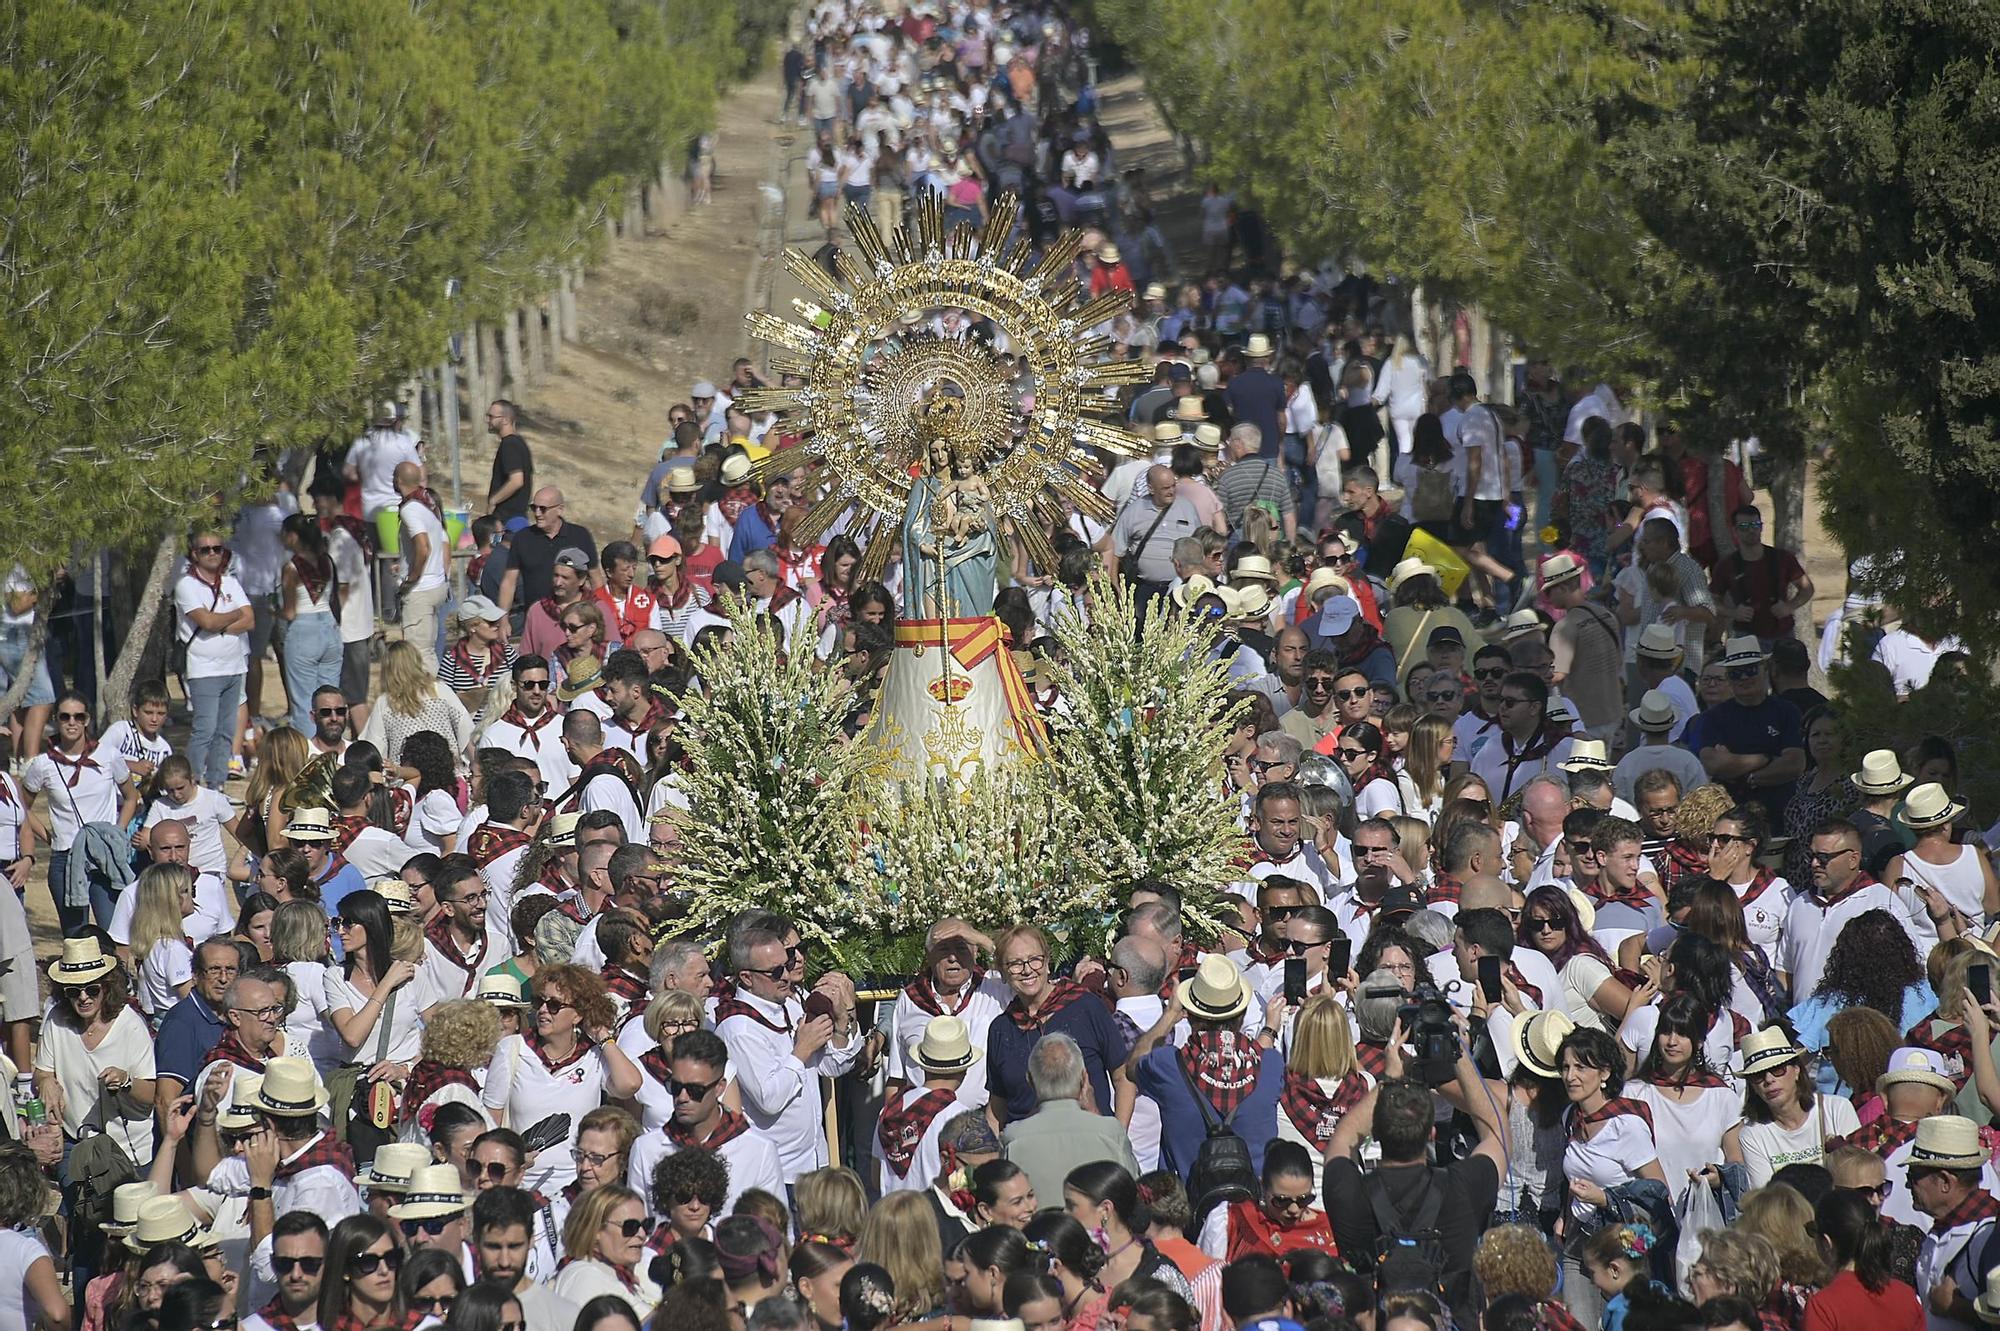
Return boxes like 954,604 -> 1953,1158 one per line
1176,1058 -> 1259,1222
1364,1168 -> 1452,1311
1411,466 -> 1456,525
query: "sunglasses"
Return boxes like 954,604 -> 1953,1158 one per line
1336,746 -> 1370,760
1286,937 -> 1326,955
562,621 -> 591,632
1564,841 -> 1595,857
316,706 -> 349,717
1334,687 -> 1370,701
518,679 -> 552,692
1424,690 -> 1461,702
534,996 -> 573,1013
59,983 -> 103,999
473,1161 -> 515,1181
607,1216 -> 655,1238
649,554 -> 682,565
1726,665 -> 1761,681
1474,667 -> 1509,680
1807,848 -> 1855,867
349,1247 -> 403,1276
1303,677 -> 1337,691
272,1256 -> 324,1276
1527,916 -> 1563,933
57,711 -> 89,722
400,1216 -> 457,1239
669,1076 -> 722,1100
528,503 -> 559,513
740,961 -> 789,980
412,1296 -> 456,1316
192,544 -> 226,555
1250,758 -> 1290,773
329,917 -> 352,930
1261,904 -> 1302,920
1268,1191 -> 1314,1214
1708,833 -> 1755,847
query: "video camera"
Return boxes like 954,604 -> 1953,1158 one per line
1363,977 -> 1462,1086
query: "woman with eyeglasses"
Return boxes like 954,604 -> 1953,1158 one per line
19,691 -> 139,933
631,989 -> 709,1131
398,1247 -> 465,1326
1729,1024 -> 1859,1190
320,1215 -> 416,1331
437,1282 -> 522,1331
549,1184 -> 662,1314
1701,805 -> 1796,959
1516,885 -> 1634,1031
481,964 -> 641,1194
984,925 -> 1123,1126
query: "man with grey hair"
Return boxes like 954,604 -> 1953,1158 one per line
648,937 -> 711,1002
1214,422 -> 1296,541
186,964 -> 296,1178
1251,731 -> 1303,790
740,547 -> 806,645
1001,1032 -> 1139,1206
1170,535 -> 1207,595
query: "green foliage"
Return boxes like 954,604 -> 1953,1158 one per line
1830,655 -> 2000,823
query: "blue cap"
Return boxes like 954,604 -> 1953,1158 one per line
502,516 -> 531,536
1166,362 -> 1193,383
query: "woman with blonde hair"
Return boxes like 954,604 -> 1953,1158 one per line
1371,332 -> 1430,460
855,1189 -> 946,1323
1735,1184 -> 1830,1319
793,1168 -> 867,1253
270,899 -> 339,1069
1388,815 -> 1436,890
438,600 -> 514,721
358,640 -> 473,767
1400,714 -> 1456,824
551,1183 -> 662,1314
631,988 -> 711,1131
552,601 -> 609,686
1275,994 -> 1370,1193
239,724 -> 310,855
130,863 -> 198,1019
400,999 -> 500,1134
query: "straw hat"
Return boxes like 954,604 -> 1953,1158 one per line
1303,568 -> 1351,605
1098,243 -> 1121,264
1192,423 -> 1224,452
253,1056 -> 330,1117
364,1142 -> 432,1195
1559,740 -> 1613,773
1877,1046 -> 1956,1097
371,876 -> 418,914
47,936 -> 117,984
1566,888 -> 1597,933
1179,955 -> 1251,1022
1974,1264 -> 2000,1324
1143,283 -> 1167,303
1230,582 -> 1273,621
1385,557 -> 1436,593
1737,1026 -> 1806,1079
282,806 -> 338,844
1509,1009 -> 1575,1080
908,1015 -> 982,1075
1535,552 -> 1582,590
1718,635 -> 1767,668
1245,333 -> 1275,360
103,1182 -> 161,1238
1151,420 -> 1183,443
1903,782 -> 1967,830
1170,575 -> 1217,613
477,971 -> 533,1009
1851,749 -> 1915,796
1629,690 -> 1678,733
1635,623 -> 1682,662
126,1197 -> 219,1254
388,1164 -> 476,1221
1498,609 -> 1545,642
665,464 -> 699,495
718,453 -> 754,486
1231,554 -> 1278,586
545,811 -> 584,848
1909,1114 -> 1987,1170
557,656 -> 605,702
216,1073 -> 265,1133
1173,397 -> 1208,423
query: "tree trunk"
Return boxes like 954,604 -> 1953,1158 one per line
624,191 -> 644,240
557,270 -> 577,344
541,295 -> 562,374
1765,449 -> 1808,555
522,303 -> 543,385
500,310 -> 523,392
463,323 -> 484,418
0,608 -> 46,725
99,532 -> 181,728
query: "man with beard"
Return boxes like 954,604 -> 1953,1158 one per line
483,656 -> 574,792
598,650 -> 669,764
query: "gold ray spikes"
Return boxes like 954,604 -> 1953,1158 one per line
1013,515 -> 1056,574
979,195 -> 1019,258
790,486 -> 856,548
857,516 -> 895,584
768,355 -> 813,378
783,250 -> 844,306
734,387 -> 801,415
832,247 -> 870,292
846,203 -> 895,273
1027,231 -> 1085,290
1056,475 -> 1116,524
745,310 -> 819,357
1074,419 -> 1145,457
1083,360 -> 1157,390
1070,290 -> 1133,330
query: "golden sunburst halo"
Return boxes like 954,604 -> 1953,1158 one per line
736,192 -> 1155,580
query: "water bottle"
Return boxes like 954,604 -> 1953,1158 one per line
22,1099 -> 45,1127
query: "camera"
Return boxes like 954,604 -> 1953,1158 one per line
1363,978 -> 1462,1086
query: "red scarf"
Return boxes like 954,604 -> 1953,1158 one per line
1832,1116 -> 1921,1158
877,1087 -> 959,1178
399,1061 -> 480,1126
665,1110 -> 750,1152
467,823 -> 531,868
1640,1064 -> 1729,1091
275,1132 -> 356,1182
1244,937 -> 1289,969
291,553 -> 334,604
1176,1029 -> 1265,1119
45,747 -> 100,780
327,1309 -> 423,1331
602,965 -> 648,1005
499,705 -> 561,751
400,486 -> 445,525
1569,1096 -> 1655,1142
423,914 -> 487,975
608,696 -> 670,743
450,641 -> 507,685
1577,874 -> 1654,908
1504,962 -> 1545,1008
1541,1299 -> 1590,1331
903,971 -> 986,1017
639,1047 -> 673,1090
330,813 -> 370,854
1661,841 -> 1709,891
1278,1069 -> 1370,1146
1428,872 -> 1465,907
184,558 -> 230,610
524,1030 -> 594,1074
1223,1197 -> 1338,1263
1908,1015 -> 1975,1087
200,1030 -> 268,1073
1735,868 -> 1781,907
715,991 -> 795,1036
559,748 -> 644,813
1355,1040 -> 1391,1078
1004,977 -> 1091,1032
257,1298 -> 310,1331
1930,1188 -> 2000,1234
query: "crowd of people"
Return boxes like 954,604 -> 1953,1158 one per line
0,6 -> 1991,1331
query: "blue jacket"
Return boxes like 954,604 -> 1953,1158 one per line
63,822 -> 134,910
1135,1043 -> 1283,1185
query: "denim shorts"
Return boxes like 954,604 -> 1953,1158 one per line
0,620 -> 54,706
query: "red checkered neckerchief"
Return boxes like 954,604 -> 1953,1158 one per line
200,1030 -> 268,1073
1929,1187 -> 2000,1234
1428,872 -> 1465,907
1355,1040 -> 1390,1078
1568,1096 -> 1654,1143
499,705 -> 561,751
424,914 -> 487,976
1811,871 -> 1883,907
1755,1308 -> 1792,1331
467,823 -> 531,868
1831,1115 -> 1921,1158
602,966 -> 648,1005
877,1087 -> 959,1178
331,814 -> 369,855
1659,842 -> 1709,895
1539,1299 -> 1589,1331
1005,977 -> 1091,1032
1577,875 -> 1653,907
607,696 -> 670,744
538,861 -> 575,894
665,1109 -> 749,1152
257,1298 -> 310,1331
1735,868 -> 1781,906
716,991 -> 794,1036
903,970 -> 986,1017
1244,937 -> 1289,968
556,1255 -> 640,1292
524,1030 -> 594,1074
1640,1062 -> 1729,1091
275,1132 -> 356,1182
386,786 -> 413,838
1504,962 -> 1545,1007
1177,1028 -> 1265,1119
1278,1069 -> 1370,1146
1908,1015 -> 1974,1086
327,1310 -> 424,1331
400,1061 -> 480,1126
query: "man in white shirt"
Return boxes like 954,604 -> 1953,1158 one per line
1780,819 -> 1926,997
345,403 -> 423,520
112,818 -> 234,949
1873,621 -> 1965,699
714,915 -> 862,1182
1468,671 -> 1576,804
482,656 -> 574,792
394,463 -> 451,670
324,767 -> 417,883
556,712 -> 645,845
244,1058 -> 363,1259
245,1212 -> 326,1331
462,771 -> 542,956
1562,379 -> 1626,448
629,1029 -> 785,1213
471,1187 -> 580,1331
1106,936 -> 1168,1171
416,859 -> 496,1007
1235,782 -> 1340,902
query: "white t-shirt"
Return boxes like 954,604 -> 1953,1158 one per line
0,1227 -> 53,1331
348,428 -> 422,518
138,938 -> 195,1017
175,571 -> 252,678
327,525 -> 375,644
21,748 -> 130,851
399,500 -> 449,591
96,720 -> 173,773
283,959 -> 345,1070
405,789 -> 463,853
1739,1095 -> 1860,1189
109,868 -> 233,946
1628,1081 -> 1742,1193
35,1006 -> 157,1167
481,1034 -> 610,1194
323,970 -> 423,1065
143,787 -> 237,875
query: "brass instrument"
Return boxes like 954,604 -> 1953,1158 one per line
280,752 -> 338,815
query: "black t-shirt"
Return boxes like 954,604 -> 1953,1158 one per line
489,433 -> 533,522
1325,1154 -> 1499,1331
507,520 -> 596,607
